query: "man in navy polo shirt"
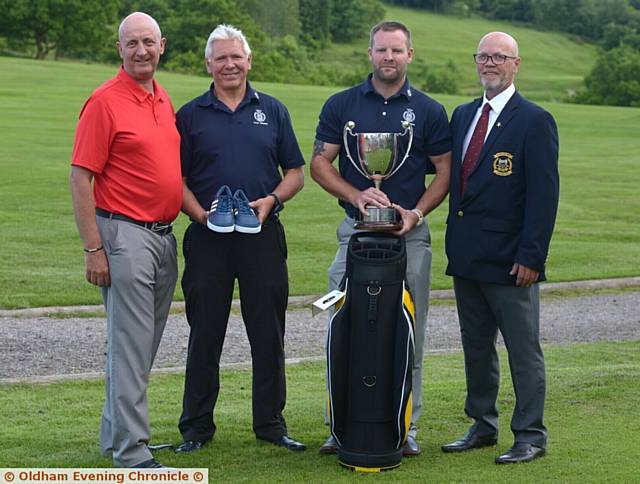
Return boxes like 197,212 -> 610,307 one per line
310,20 -> 452,456
174,24 -> 306,454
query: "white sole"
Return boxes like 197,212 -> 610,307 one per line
234,224 -> 261,234
207,221 -> 234,233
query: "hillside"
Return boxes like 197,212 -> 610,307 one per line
323,5 -> 596,102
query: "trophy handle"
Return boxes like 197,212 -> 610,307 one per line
386,121 -> 414,179
343,121 -> 372,180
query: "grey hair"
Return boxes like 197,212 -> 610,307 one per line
204,24 -> 252,59
118,12 -> 161,42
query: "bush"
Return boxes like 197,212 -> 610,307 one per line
411,59 -> 460,94
164,51 -> 203,76
573,44 -> 640,106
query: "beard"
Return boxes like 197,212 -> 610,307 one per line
480,71 -> 511,94
373,64 -> 405,84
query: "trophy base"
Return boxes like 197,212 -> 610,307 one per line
354,206 -> 401,232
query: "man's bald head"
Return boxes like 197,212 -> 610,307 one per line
118,12 -> 162,43
478,31 -> 519,57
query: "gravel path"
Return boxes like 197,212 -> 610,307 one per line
1,280 -> 638,384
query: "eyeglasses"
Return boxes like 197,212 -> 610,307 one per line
473,53 -> 517,65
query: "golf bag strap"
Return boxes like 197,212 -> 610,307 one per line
363,282 -> 380,388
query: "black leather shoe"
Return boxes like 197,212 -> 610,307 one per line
174,440 -> 205,453
495,443 -> 545,464
132,458 -> 164,468
260,435 -> 307,452
319,435 -> 338,454
441,431 -> 498,453
403,435 -> 422,456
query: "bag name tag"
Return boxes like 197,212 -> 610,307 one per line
311,289 -> 345,317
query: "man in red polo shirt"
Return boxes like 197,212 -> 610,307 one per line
69,12 -> 181,469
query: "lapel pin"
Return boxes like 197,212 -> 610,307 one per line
496,122 -> 501,127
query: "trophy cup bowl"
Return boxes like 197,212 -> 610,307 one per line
343,120 -> 413,231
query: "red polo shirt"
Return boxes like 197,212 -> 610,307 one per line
71,67 -> 182,223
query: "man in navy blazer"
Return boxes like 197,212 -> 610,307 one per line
442,32 -> 559,464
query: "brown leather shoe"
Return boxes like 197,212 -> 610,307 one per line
495,443 -> 545,464
319,435 -> 338,454
403,435 -> 422,456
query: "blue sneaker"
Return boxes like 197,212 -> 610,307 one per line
207,185 -> 234,233
233,189 -> 261,234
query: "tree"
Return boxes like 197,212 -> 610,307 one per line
119,0 -> 265,73
299,0 -> 332,50
0,0 -> 118,60
330,0 -> 385,43
575,44 -> 640,106
601,22 -> 640,50
163,0 -> 264,64
238,0 -> 299,39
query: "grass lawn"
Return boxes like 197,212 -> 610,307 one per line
0,339 -> 638,482
0,53 -> 639,308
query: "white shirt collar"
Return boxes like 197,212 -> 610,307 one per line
482,83 -> 515,115
461,83 -> 516,159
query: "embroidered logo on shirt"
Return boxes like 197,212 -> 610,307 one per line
253,109 -> 268,125
492,152 -> 513,176
402,108 -> 415,124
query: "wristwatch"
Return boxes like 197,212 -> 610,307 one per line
411,208 -> 424,226
268,192 -> 284,213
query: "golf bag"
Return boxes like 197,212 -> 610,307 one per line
327,232 -> 415,471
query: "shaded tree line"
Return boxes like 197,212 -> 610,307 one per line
386,0 -> 640,106
0,0 -> 120,60
387,0 -> 640,43
0,0 -> 386,87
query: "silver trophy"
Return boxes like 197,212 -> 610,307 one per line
343,120 -> 413,230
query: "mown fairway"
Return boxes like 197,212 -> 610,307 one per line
0,48 -> 638,307
1,340 -> 639,482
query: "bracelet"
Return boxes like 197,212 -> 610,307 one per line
268,192 -> 283,213
84,246 -> 104,253
410,208 -> 424,226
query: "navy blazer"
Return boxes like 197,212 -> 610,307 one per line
445,91 -> 559,284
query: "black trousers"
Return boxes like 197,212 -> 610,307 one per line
179,218 -> 289,442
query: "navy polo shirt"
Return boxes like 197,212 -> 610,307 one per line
316,75 -> 451,218
177,82 -> 305,209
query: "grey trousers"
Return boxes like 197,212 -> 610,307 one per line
327,217 -> 432,435
453,277 -> 547,448
96,217 -> 177,467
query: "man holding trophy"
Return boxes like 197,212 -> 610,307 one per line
310,20 -> 452,456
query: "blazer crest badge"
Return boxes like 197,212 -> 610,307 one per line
492,152 -> 513,176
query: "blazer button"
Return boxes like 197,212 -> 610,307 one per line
457,210 -> 464,217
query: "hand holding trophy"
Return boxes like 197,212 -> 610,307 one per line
343,120 -> 413,230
